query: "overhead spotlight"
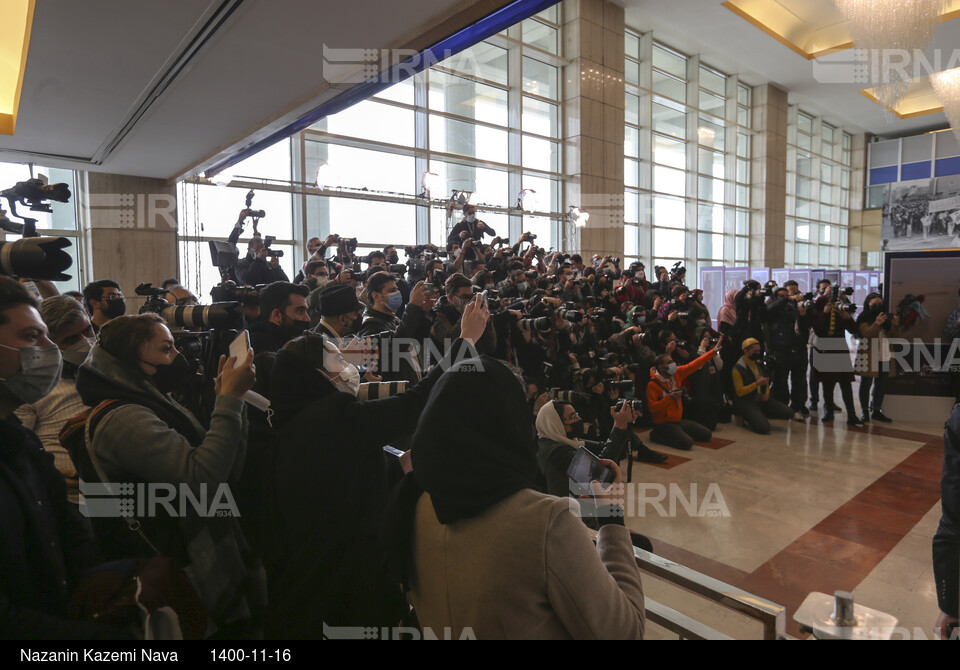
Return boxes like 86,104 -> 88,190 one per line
450,189 -> 472,206
568,205 -> 590,228
206,170 -> 236,187
420,171 -> 440,198
516,188 -> 536,211
316,161 -> 335,188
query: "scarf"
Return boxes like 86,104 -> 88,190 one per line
717,289 -> 738,327
535,399 -> 584,448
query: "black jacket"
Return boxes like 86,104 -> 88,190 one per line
358,304 -> 432,384
0,416 -> 121,639
248,320 -> 289,354
261,339 -> 470,638
766,297 -> 810,351
235,255 -> 289,286
935,404 -> 960,618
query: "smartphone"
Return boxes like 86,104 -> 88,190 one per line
383,445 -> 405,459
566,447 -> 616,495
229,330 -> 251,361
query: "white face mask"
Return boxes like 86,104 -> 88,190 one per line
0,343 -> 63,404
465,214 -> 476,223
320,341 -> 361,396
61,336 -> 95,367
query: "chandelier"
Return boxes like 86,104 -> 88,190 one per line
833,0 -> 948,112
930,68 -> 960,142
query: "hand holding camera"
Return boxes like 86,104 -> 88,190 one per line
460,294 -> 490,345
612,401 -> 641,428
410,280 -> 436,311
216,348 -> 256,398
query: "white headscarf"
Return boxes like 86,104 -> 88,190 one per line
535,399 -> 584,448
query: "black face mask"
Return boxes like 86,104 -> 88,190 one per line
282,316 -> 311,340
144,354 -> 192,394
387,253 -> 399,264
749,352 -> 761,361
569,419 -> 585,437
102,298 -> 126,319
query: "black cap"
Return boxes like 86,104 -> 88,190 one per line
318,284 -> 363,316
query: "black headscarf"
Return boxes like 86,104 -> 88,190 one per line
857,292 -> 884,326
382,356 -> 539,589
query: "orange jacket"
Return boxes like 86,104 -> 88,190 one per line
646,350 -> 717,424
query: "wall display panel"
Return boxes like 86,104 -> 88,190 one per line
881,175 -> 960,252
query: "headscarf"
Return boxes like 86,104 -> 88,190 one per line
857,292 -> 883,326
383,357 -> 540,589
718,289 -> 737,326
535,399 -> 584,448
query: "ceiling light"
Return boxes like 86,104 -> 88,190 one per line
419,171 -> 440,198
0,0 -> 35,135
569,205 -> 590,228
930,68 -> 960,142
833,0 -> 948,111
316,161 -> 335,188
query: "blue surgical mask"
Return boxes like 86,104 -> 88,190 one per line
465,214 -> 476,223
666,363 -> 678,376
386,291 -> 403,312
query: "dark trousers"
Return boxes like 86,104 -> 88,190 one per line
736,398 -> 794,434
771,348 -> 808,412
649,420 -> 712,450
823,380 -> 855,416
858,375 -> 887,413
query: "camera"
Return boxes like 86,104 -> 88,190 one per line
558,309 -> 582,323
481,288 -> 502,310
615,398 -> 643,413
210,280 -> 263,305
518,316 -> 553,333
0,236 -> 73,281
137,282 -> 244,331
669,261 -> 686,281
263,235 -> 284,258
243,190 -> 266,219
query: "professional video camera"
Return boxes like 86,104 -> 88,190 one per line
669,261 -> 686,282
0,175 -> 75,281
210,280 -> 262,306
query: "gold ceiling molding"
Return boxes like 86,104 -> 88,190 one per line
860,76 -> 945,118
0,0 -> 35,135
723,0 -> 960,61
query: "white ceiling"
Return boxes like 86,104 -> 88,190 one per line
2,0 -> 953,183
0,0 -> 498,181
619,0 -> 956,138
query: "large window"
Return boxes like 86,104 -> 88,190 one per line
178,9 -> 564,295
623,35 -> 753,276
785,108 -> 853,269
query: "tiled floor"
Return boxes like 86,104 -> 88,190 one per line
622,415 -> 947,640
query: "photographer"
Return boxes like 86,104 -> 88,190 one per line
358,271 -> 436,383
810,288 -> 862,426
315,284 -> 364,343
0,278 -> 132,640
75,313 -> 263,634
682,331 -> 726,431
447,204 -> 496,254
432,273 -> 497,354
732,339 -> 794,434
855,292 -> 900,423
14,296 -> 95,507
247,281 -> 311,353
766,282 -> 811,420
236,237 -> 289,286
808,279 -> 833,414
83,279 -> 126,333
262,297 -> 489,636
646,343 -> 720,450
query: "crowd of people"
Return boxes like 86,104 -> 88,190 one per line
0,202 -> 956,640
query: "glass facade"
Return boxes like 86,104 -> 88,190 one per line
177,9 -> 564,298
623,34 -> 753,278
785,108 -> 853,269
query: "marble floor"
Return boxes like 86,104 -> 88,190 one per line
621,412 -> 948,640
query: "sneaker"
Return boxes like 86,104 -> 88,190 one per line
847,417 -> 865,427
800,407 -> 810,418
808,404 -> 818,416
860,412 -> 870,423
792,411 -> 805,422
871,409 -> 893,423
822,412 -> 835,423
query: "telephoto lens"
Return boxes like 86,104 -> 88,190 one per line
160,302 -> 244,330
615,398 -> 643,413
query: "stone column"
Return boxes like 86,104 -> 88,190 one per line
77,173 -> 179,313
562,0 -> 625,259
750,83 -> 788,268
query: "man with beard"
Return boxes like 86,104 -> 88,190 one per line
82,279 -> 126,334
247,281 -> 311,353
431,273 -> 496,355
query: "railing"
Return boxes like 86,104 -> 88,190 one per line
590,530 -> 787,640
